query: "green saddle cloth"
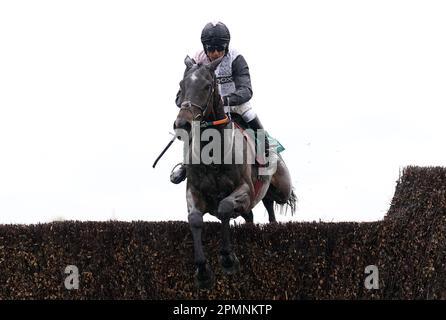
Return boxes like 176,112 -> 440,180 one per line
234,118 -> 285,154
266,132 -> 285,153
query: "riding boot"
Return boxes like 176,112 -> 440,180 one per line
170,163 -> 187,184
247,116 -> 270,163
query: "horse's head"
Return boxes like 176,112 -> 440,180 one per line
174,55 -> 225,133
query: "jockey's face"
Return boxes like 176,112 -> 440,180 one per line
206,48 -> 225,61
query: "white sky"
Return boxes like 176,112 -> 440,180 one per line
0,0 -> 445,224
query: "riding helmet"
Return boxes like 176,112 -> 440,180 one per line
200,21 -> 230,52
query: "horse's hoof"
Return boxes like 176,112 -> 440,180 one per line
219,253 -> 240,275
194,264 -> 214,289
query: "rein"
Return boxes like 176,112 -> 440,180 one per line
200,114 -> 230,128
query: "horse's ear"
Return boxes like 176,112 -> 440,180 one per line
184,55 -> 196,68
207,56 -> 224,72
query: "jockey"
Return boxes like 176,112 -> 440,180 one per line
171,21 -> 269,184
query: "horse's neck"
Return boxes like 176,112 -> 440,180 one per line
215,100 -> 226,118
187,122 -> 235,168
186,122 -> 246,191
205,87 -> 225,121
200,121 -> 234,152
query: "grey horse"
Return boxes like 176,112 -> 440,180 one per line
174,56 -> 296,289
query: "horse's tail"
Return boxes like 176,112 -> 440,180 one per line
287,189 -> 297,214
275,188 -> 297,215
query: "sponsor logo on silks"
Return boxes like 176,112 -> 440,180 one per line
216,76 -> 233,84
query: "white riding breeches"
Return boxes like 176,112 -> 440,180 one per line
224,102 -> 257,123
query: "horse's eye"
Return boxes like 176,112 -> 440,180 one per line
205,84 -> 211,91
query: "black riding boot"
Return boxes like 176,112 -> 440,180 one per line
247,116 -> 270,163
170,163 -> 187,184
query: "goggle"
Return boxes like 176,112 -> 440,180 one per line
204,43 -> 227,52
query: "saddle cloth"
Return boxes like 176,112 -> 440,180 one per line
233,122 -> 284,166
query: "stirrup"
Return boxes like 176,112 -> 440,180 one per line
170,163 -> 184,174
170,163 -> 187,184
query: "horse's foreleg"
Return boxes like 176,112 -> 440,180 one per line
217,183 -> 250,274
188,210 -> 205,265
187,187 -> 214,289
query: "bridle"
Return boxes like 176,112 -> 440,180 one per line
179,70 -> 230,128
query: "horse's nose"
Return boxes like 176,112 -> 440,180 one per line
174,118 -> 191,136
175,118 -> 188,130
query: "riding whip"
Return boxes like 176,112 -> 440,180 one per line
152,135 -> 177,168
